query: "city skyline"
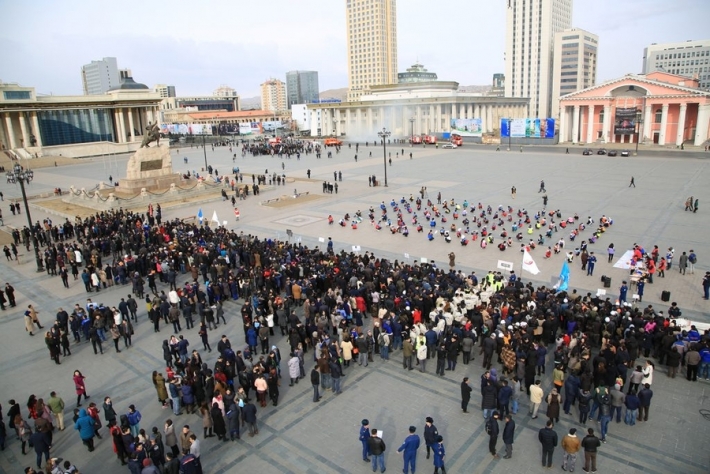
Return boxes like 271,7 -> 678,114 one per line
0,0 -> 707,98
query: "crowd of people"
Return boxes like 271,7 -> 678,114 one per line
329,189 -> 615,262
2,189 -> 708,473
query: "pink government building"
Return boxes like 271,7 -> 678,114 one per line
558,71 -> 710,147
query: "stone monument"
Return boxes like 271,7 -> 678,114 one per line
118,123 -> 183,192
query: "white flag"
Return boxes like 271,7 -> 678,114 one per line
522,249 -> 540,275
211,211 -> 220,226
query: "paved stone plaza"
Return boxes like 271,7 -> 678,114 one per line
0,143 -> 709,473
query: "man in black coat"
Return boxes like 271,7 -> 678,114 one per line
311,367 -> 321,402
502,414 -> 516,459
424,417 -> 439,459
242,401 -> 258,436
482,334 -> 496,370
30,429 -> 51,470
436,344 -> 447,376
481,380 -> 498,420
638,384 -> 653,422
163,452 -> 180,474
538,420 -> 558,468
461,377 -> 472,413
486,411 -> 501,459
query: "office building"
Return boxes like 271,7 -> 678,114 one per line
213,85 -> 239,98
642,39 -> 710,90
551,28 -> 598,119
154,84 -> 176,98
81,57 -> 120,95
504,0 -> 573,118
346,0 -> 398,102
162,95 -> 240,113
286,71 -> 319,108
261,79 -> 287,112
490,74 -> 505,97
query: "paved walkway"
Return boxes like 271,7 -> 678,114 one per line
0,144 -> 708,473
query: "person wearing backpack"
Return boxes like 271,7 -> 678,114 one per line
688,250 -> 697,274
598,392 -> 612,443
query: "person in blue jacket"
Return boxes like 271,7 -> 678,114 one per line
433,435 -> 446,474
74,408 -> 96,451
246,324 -> 258,354
359,419 -> 371,462
397,425 -> 421,474
126,404 -> 142,437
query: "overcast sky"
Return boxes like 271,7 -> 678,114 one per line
0,0 -> 707,98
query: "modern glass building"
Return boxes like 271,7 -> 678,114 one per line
286,71 -> 320,109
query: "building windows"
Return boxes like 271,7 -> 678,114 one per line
3,90 -> 31,100
655,109 -> 662,123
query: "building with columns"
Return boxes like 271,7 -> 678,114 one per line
558,71 -> 710,146
305,80 -> 529,139
0,80 -> 162,158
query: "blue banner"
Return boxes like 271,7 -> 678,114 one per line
558,260 -> 570,291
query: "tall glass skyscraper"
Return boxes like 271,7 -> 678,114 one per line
286,71 -> 320,108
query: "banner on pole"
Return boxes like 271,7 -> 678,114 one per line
522,249 -> 540,275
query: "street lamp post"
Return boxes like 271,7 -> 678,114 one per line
9,164 -> 44,272
377,127 -> 391,187
409,118 -> 415,146
634,110 -> 643,156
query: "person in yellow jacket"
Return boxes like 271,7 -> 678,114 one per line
561,427 -> 581,472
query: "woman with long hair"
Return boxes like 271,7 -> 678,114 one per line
73,370 -> 89,407
199,402 -> 213,439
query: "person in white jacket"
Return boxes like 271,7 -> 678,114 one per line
417,339 -> 428,373
287,353 -> 300,386
642,360 -> 654,386
529,380 -> 544,419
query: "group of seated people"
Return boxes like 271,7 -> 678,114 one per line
330,196 -> 615,259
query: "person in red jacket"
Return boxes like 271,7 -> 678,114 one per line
657,257 -> 666,278
646,258 -> 656,284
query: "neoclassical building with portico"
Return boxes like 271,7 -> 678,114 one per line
558,72 -> 710,146
0,79 -> 162,158
306,80 -> 529,139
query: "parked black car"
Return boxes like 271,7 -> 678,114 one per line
582,149 -> 593,155
597,148 -> 607,155
607,150 -> 618,156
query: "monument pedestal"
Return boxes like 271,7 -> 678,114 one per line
118,144 -> 184,192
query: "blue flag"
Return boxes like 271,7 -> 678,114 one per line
558,260 -> 570,291
197,208 -> 204,224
